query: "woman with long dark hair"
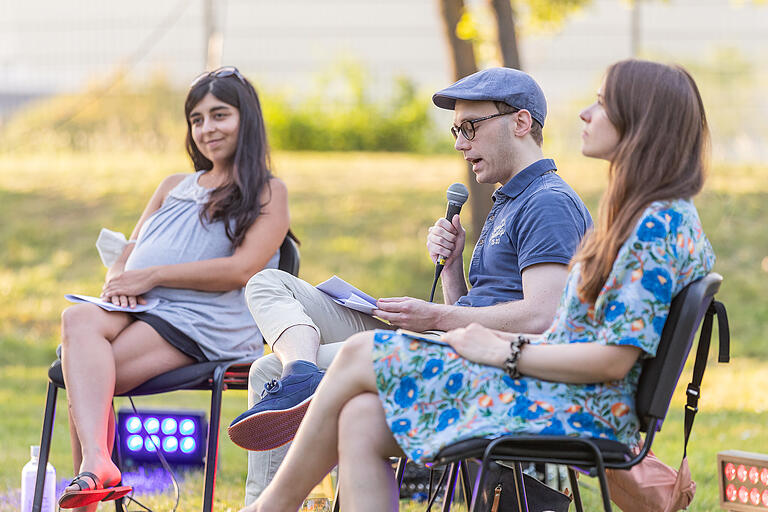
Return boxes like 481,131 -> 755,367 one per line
57,67 -> 290,510
241,59 -> 715,512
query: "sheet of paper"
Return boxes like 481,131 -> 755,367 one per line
395,329 -> 451,347
316,275 -> 377,315
339,293 -> 377,315
65,294 -> 160,313
95,228 -> 128,268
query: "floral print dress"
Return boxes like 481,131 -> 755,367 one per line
371,199 -> 715,464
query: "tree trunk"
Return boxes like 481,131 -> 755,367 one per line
203,0 -> 223,70
489,0 -> 522,69
437,0 -> 495,242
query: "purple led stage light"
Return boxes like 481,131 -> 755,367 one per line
161,418 -> 177,435
126,416 -> 142,434
144,417 -> 160,434
117,409 -> 206,467
179,419 -> 196,436
162,436 -> 178,453
127,435 -> 143,452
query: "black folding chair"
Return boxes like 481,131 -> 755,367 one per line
32,235 -> 300,512
422,272 -> 729,511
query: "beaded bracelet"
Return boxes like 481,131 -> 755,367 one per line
503,335 -> 530,379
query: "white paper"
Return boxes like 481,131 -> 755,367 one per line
65,293 -> 160,313
96,228 -> 128,268
395,329 -> 451,347
316,276 -> 377,315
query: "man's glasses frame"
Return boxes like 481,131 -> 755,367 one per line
190,66 -> 246,88
450,110 -> 518,141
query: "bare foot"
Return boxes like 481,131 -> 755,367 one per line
62,456 -> 123,512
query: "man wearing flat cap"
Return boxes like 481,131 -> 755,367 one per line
232,67 -> 592,505
422,67 -> 590,329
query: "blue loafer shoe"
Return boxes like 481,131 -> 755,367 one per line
228,366 -> 324,451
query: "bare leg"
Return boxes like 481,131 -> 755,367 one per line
67,415 -> 119,512
67,412 -> 81,480
66,408 -> 116,491
338,393 -> 404,511
60,304 -> 193,511
110,321 -> 195,395
271,324 -> 320,366
61,305 -> 132,512
241,331 -> 402,512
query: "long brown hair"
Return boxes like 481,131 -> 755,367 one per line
573,59 -> 709,303
185,73 -> 272,248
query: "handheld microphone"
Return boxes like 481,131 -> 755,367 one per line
438,183 -> 470,267
429,182 -> 469,302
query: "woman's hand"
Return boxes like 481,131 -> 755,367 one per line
101,268 -> 157,307
441,323 -> 512,368
446,324 -> 641,382
104,294 -> 147,309
105,266 -> 123,284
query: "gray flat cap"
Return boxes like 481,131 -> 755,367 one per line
433,67 -> 547,127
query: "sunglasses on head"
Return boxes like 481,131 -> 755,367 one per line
190,66 -> 246,88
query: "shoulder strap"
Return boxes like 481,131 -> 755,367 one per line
683,300 -> 729,457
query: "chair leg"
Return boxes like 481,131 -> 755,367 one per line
512,462 -> 529,512
394,457 -> 407,488
595,468 -> 614,512
110,403 -> 124,512
440,462 -> 460,512
33,382 -> 57,512
425,465 -> 450,511
458,461 -> 473,510
567,468 -> 584,512
202,364 -> 227,512
331,476 -> 340,512
468,456 -> 490,512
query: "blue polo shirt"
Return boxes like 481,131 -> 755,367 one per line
456,158 -> 592,307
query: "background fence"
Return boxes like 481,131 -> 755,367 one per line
1,0 -> 767,160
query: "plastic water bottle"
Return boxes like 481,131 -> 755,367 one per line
300,468 -> 335,511
300,498 -> 331,511
20,445 -> 56,512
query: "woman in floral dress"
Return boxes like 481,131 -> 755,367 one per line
242,59 -> 715,512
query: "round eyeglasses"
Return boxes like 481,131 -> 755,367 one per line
450,110 -> 518,141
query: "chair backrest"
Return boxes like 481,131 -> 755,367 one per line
278,235 -> 300,276
635,272 -> 722,432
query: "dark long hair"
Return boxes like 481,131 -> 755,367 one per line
184,72 -> 272,248
572,59 -> 709,303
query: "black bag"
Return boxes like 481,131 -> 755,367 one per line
473,461 -> 572,512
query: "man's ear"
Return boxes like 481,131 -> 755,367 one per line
512,109 -> 533,138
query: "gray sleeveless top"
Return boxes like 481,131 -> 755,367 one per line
124,171 -> 279,361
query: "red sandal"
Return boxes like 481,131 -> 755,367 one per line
57,472 -> 132,509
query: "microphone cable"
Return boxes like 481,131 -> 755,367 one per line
428,265 -> 440,303
118,396 -> 181,512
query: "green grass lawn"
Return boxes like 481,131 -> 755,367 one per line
1,150 -> 767,510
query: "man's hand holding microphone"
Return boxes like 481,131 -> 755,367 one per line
373,183 -> 469,331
